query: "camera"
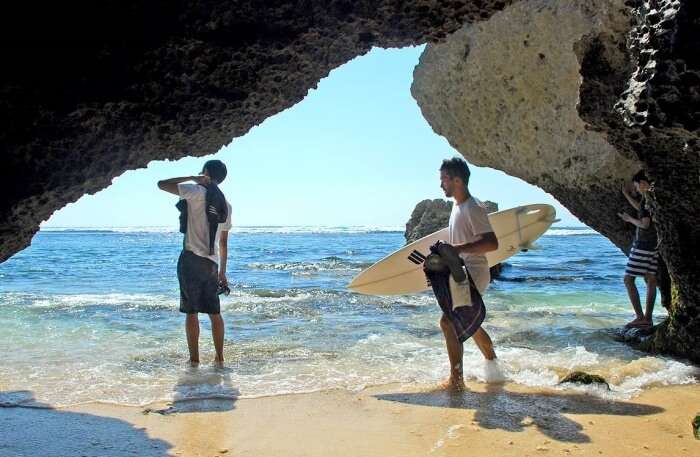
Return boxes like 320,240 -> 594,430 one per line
217,282 -> 230,296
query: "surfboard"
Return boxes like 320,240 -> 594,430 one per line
348,204 -> 557,295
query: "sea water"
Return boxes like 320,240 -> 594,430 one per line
0,226 -> 697,407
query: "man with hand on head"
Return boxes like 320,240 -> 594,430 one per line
158,160 -> 232,367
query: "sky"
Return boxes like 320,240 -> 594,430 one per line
43,46 -> 584,229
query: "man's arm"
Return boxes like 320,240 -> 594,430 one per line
157,175 -> 210,196
218,231 -> 229,286
622,186 -> 641,210
618,213 -> 651,229
453,232 -> 499,255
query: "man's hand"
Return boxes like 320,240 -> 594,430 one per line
193,175 -> 211,186
618,212 -> 632,223
218,271 -> 228,287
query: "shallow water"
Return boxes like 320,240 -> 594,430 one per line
0,226 -> 696,406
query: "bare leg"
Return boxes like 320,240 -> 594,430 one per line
624,275 -> 644,325
185,313 -> 200,365
209,313 -> 225,366
439,315 -> 464,389
644,274 -> 657,325
472,327 -> 496,360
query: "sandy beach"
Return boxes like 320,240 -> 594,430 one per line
3,382 -> 699,457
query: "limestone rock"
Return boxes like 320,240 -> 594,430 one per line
405,199 -> 452,244
0,0 -> 516,262
413,0 -> 638,249
412,0 -> 700,362
405,199 -> 498,243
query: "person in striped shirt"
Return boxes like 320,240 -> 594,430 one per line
618,171 -> 658,328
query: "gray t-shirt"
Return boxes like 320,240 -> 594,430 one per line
448,196 -> 494,294
178,183 -> 233,264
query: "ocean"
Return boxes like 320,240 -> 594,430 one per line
0,226 -> 697,407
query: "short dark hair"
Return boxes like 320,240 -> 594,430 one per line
440,157 -> 471,185
632,170 -> 648,183
202,160 -> 227,183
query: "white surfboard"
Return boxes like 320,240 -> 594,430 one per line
348,204 -> 557,295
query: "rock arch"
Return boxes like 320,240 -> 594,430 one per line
2,1 -> 698,361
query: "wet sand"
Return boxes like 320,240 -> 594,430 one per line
3,382 -> 699,457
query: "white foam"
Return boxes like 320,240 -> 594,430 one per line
483,359 -> 507,384
545,228 -> 598,236
24,292 -> 174,309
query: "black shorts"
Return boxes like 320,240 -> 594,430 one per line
177,250 -> 220,314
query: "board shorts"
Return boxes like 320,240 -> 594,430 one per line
625,242 -> 659,277
424,243 -> 486,343
177,250 -> 220,314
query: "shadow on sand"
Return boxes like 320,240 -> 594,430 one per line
143,365 -> 240,415
0,390 -> 172,457
375,385 -> 664,443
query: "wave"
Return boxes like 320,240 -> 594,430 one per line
230,226 -> 403,234
2,317 -> 697,406
39,226 -> 177,234
248,259 -> 373,273
496,274 -> 605,283
39,225 -> 404,235
545,227 -> 598,236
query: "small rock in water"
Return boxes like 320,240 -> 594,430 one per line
558,371 -> 610,390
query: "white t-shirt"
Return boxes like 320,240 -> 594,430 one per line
448,196 -> 494,294
177,183 -> 232,264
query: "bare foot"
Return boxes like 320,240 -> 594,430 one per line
214,359 -> 225,369
627,319 -> 652,328
439,376 -> 466,391
624,317 -> 645,328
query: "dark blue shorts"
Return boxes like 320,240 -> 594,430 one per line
177,250 -> 220,314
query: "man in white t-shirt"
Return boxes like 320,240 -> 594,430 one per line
439,157 -> 500,390
158,160 -> 232,367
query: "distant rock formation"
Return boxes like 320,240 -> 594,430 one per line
405,199 -> 498,243
405,198 -> 502,279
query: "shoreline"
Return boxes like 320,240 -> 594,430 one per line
4,382 -> 699,456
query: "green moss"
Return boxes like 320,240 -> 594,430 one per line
693,414 -> 700,440
670,279 -> 681,314
559,371 -> 610,389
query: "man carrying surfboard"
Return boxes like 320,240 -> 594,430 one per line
158,160 -> 233,367
436,157 -> 500,390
